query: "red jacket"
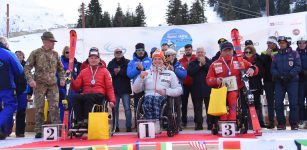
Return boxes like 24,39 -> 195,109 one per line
179,54 -> 197,86
80,59 -> 106,71
72,65 -> 116,103
206,56 -> 258,89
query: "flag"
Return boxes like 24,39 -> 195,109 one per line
189,141 -> 207,150
295,139 -> 307,150
223,141 -> 241,150
156,142 -> 172,150
91,145 -> 108,150
122,144 -> 137,150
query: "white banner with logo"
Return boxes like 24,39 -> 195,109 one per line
10,12 -> 307,63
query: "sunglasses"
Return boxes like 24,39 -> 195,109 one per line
244,51 -> 252,54
136,49 -> 145,52
115,51 -> 122,54
65,51 -> 69,54
165,55 -> 172,58
267,42 -> 273,45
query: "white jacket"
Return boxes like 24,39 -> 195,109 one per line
133,66 -> 183,97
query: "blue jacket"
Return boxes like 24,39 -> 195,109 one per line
127,52 -> 152,82
57,56 -> 80,93
170,58 -> 187,85
0,47 -> 24,90
188,57 -> 212,99
297,48 -> 307,80
271,47 -> 301,82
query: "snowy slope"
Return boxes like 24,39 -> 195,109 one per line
0,0 -> 69,36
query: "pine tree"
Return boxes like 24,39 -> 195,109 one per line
293,0 -> 307,13
113,3 -> 125,27
86,0 -> 103,28
268,0 -> 277,16
208,0 -> 216,7
189,0 -> 207,24
276,0 -> 290,15
101,11 -> 112,27
124,11 -> 135,27
181,3 -> 189,24
248,0 -> 261,18
218,0 -> 237,21
76,3 -> 84,28
166,0 -> 183,25
232,0 -> 250,19
134,3 -> 146,26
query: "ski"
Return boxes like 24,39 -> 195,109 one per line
68,30 -> 77,72
231,28 -> 243,56
231,28 -> 262,136
61,30 -> 77,139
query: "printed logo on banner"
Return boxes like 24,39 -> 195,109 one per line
293,29 -> 300,36
103,42 -> 127,55
160,28 -> 192,51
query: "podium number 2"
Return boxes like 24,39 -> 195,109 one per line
47,128 -> 55,140
224,124 -> 233,136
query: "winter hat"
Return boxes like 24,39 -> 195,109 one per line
278,36 -> 288,43
135,43 -> 145,51
267,36 -> 278,45
165,48 -> 177,56
150,47 -> 157,53
218,38 -> 228,44
88,47 -> 100,58
220,42 -> 234,51
245,40 -> 254,46
41,31 -> 57,42
152,49 -> 165,61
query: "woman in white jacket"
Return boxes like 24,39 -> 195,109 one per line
133,50 -> 183,119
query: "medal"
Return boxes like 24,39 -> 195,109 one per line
90,66 -> 99,85
91,79 -> 96,85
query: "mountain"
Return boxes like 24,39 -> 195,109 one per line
0,0 -> 70,37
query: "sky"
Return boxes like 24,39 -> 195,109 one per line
2,0 -> 221,27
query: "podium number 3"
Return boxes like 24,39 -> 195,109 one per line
224,124 -> 233,136
47,128 -> 55,140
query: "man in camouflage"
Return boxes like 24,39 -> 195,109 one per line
24,31 -> 65,138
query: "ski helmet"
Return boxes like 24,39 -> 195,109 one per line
297,36 -> 307,43
277,36 -> 288,43
245,40 -> 254,46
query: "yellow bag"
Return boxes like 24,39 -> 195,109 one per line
208,86 -> 227,116
88,105 -> 109,140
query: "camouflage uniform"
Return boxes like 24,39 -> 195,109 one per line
24,47 -> 65,133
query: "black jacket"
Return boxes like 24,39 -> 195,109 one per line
188,57 -> 212,99
260,48 -> 278,82
244,54 -> 263,90
107,57 -> 132,95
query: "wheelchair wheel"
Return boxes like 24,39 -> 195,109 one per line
166,97 -> 179,137
237,89 -> 249,134
102,100 -> 116,136
72,131 -> 84,138
167,130 -> 174,137
136,96 -> 145,120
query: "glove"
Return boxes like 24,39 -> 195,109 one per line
62,99 -> 69,109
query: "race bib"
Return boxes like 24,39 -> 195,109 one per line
222,76 -> 238,91
214,63 -> 223,74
